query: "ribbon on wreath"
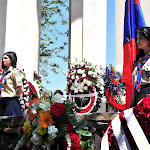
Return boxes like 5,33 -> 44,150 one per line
0,70 -> 10,96
69,92 -> 97,114
105,88 -> 126,111
101,96 -> 150,150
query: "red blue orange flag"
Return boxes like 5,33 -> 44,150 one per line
123,0 -> 146,108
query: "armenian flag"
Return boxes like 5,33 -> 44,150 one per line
123,0 -> 146,108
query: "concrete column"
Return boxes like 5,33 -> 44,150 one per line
0,0 -> 7,56
83,0 -> 106,67
3,0 -> 41,82
69,0 -> 83,62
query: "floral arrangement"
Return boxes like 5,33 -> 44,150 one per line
67,60 -> 101,95
102,64 -> 125,97
101,64 -> 126,111
66,60 -> 103,114
14,92 -> 82,150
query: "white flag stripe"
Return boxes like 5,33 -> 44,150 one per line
124,108 -> 150,150
111,114 -> 131,150
101,128 -> 109,150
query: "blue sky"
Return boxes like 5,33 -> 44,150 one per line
40,0 -> 69,93
40,0 -> 116,93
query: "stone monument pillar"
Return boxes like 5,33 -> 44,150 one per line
0,0 -> 41,82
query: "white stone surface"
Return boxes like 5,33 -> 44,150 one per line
0,0 -> 41,82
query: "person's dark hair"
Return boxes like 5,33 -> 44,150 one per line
134,27 -> 150,67
136,27 -> 150,39
2,51 -> 17,69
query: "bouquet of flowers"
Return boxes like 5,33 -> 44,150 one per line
102,64 -> 125,98
101,65 -> 126,111
14,92 -> 82,150
67,60 -> 101,95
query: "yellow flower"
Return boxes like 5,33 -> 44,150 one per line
112,67 -> 116,72
37,125 -> 47,136
22,122 -> 32,137
43,98 -> 51,103
39,111 -> 54,128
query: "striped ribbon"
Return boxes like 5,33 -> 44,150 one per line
0,70 -> 10,96
136,54 -> 150,92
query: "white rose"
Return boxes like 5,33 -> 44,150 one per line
87,80 -> 92,86
70,85 -> 75,90
88,71 -> 93,75
79,88 -> 84,93
51,93 -> 64,103
83,86 -> 88,91
76,75 -> 79,79
71,75 -> 75,80
81,70 -> 85,74
77,69 -> 82,74
82,73 -> 86,77
83,79 -> 87,84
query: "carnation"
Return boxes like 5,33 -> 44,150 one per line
48,125 -> 58,138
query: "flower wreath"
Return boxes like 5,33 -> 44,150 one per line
102,65 -> 126,111
67,60 -> 102,114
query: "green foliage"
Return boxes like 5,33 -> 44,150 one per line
74,126 -> 93,150
40,0 -> 69,82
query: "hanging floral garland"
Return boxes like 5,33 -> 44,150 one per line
63,123 -> 81,150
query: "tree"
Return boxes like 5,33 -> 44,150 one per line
40,0 -> 69,83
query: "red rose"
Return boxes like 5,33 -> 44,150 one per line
50,103 -> 66,117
